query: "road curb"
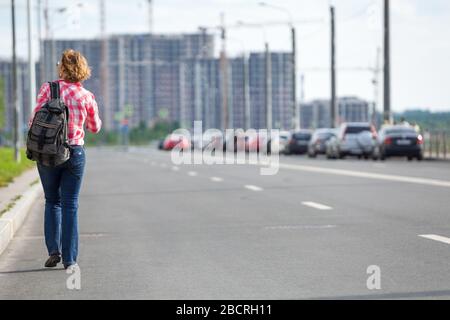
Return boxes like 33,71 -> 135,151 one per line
0,183 -> 43,257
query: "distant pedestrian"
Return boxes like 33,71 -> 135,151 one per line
400,117 -> 410,126
28,49 -> 102,271
411,121 -> 421,133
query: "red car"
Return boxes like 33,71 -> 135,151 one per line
163,134 -> 190,151
246,133 -> 268,153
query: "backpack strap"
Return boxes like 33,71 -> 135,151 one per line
38,112 -> 54,151
64,105 -> 70,147
49,81 -> 60,100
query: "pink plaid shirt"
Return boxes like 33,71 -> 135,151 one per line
30,80 -> 102,146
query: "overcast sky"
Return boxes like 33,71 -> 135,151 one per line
1,0 -> 449,112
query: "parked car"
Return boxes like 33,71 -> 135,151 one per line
326,123 -> 377,159
284,130 -> 313,155
248,131 -> 291,155
223,132 -> 248,153
272,131 -> 291,155
162,134 -> 190,151
246,132 -> 268,153
157,139 -> 165,150
373,125 -> 424,161
308,129 -> 337,158
198,131 -> 221,152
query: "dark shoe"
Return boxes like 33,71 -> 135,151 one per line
45,255 -> 61,268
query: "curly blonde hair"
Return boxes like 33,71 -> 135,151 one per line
58,49 -> 91,83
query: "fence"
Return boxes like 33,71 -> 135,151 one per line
423,130 -> 450,160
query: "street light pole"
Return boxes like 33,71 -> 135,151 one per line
258,2 -> 298,130
265,42 -> 272,131
330,5 -> 337,128
291,25 -> 299,130
37,0 -> 44,84
243,53 -> 251,130
11,0 -> 21,162
219,12 -> 229,131
383,0 -> 392,123
27,0 -> 36,119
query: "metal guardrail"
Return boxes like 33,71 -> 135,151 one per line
424,130 -> 450,160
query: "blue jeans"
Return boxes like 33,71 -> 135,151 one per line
37,146 -> 85,267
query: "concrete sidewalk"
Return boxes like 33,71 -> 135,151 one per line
0,168 -> 43,257
0,168 -> 40,213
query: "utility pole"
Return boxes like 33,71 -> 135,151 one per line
300,73 -> 305,103
44,0 -> 49,40
243,53 -> 250,130
265,43 -> 272,131
372,47 -> 381,126
37,0 -> 44,84
100,0 -> 110,131
147,0 -> 153,34
291,26 -> 299,130
43,0 -> 55,79
11,0 -> 20,162
219,13 -> 229,130
383,0 -> 391,123
194,60 -> 202,121
330,5 -> 337,128
43,0 -> 49,80
27,0 -> 36,119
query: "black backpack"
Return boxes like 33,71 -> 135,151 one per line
26,82 -> 70,167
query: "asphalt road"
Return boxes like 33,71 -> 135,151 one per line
1,147 -> 450,300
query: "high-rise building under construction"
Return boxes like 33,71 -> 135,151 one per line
41,33 -> 214,130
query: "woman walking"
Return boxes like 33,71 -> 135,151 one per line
29,49 -> 102,270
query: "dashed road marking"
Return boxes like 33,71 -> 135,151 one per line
172,166 -> 180,171
245,185 -> 263,192
265,225 -> 337,230
210,177 -> 224,182
419,234 -> 450,245
302,201 -> 333,211
188,171 -> 198,177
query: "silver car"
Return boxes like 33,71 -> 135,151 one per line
326,123 -> 377,159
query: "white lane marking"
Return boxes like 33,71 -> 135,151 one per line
265,225 -> 337,230
245,185 -> 263,192
172,166 -> 180,171
150,161 -> 156,166
187,171 -> 198,177
278,163 -> 450,188
419,234 -> 450,245
302,201 -> 333,211
160,163 -> 168,168
210,177 -> 223,182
